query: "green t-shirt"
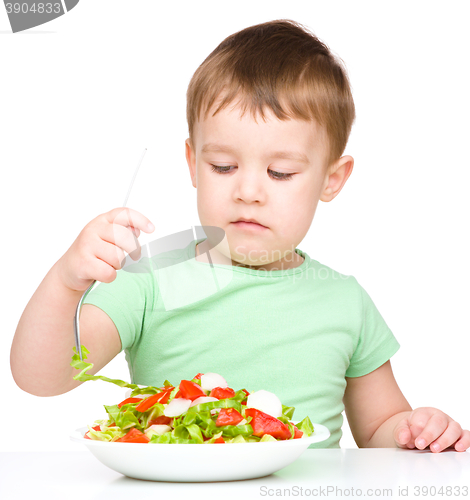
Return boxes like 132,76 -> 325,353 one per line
83,237 -> 400,448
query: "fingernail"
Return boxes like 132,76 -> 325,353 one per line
399,431 -> 406,443
147,222 -> 155,232
432,443 -> 440,452
417,439 -> 426,448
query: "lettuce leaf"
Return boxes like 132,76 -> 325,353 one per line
297,416 -> 314,437
260,434 -> 277,442
71,345 -> 139,390
282,404 -> 295,420
149,433 -> 199,444
115,409 -> 142,431
139,403 -> 165,429
86,425 -> 125,442
203,431 -> 224,444
218,424 -> 253,438
187,398 -> 242,414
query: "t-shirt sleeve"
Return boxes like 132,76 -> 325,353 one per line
82,269 -> 152,353
345,280 -> 400,378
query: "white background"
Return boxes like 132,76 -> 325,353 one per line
1,1 -> 469,453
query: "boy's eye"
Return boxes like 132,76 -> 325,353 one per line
210,165 -> 294,181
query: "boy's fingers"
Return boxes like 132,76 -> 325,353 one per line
103,220 -> 137,245
101,222 -> 141,260
407,407 -> 434,444
130,226 -> 140,237
106,207 -> 155,233
413,411 -> 452,450
426,421 -> 463,453
94,240 -> 128,271
454,429 -> 470,452
394,420 -> 411,447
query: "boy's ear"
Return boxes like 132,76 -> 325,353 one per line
320,155 -> 354,202
185,138 -> 197,188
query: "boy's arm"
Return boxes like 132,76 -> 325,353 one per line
10,261 -> 122,397
343,360 -> 470,452
343,360 -> 411,448
10,207 -> 154,397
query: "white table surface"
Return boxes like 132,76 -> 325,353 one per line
1,448 -> 469,500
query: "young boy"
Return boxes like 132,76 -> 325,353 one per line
11,19 -> 469,452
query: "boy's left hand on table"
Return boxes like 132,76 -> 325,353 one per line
394,407 -> 470,452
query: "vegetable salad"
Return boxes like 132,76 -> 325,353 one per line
71,346 -> 314,444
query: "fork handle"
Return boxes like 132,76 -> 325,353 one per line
73,280 -> 97,362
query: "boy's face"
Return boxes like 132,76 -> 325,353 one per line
185,99 -> 353,270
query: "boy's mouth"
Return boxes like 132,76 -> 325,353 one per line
232,218 -> 268,229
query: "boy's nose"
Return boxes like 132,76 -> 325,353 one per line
233,172 -> 267,204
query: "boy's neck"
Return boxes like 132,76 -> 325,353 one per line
195,241 -> 304,271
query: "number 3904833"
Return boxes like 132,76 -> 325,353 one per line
5,3 -> 62,14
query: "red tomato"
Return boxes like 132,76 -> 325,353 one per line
115,428 -> 150,443
136,394 -> 160,412
214,437 -> 225,443
84,432 -> 91,439
193,373 -> 203,380
117,397 -> 142,409
244,408 -> 292,440
210,387 -> 236,400
136,388 -> 173,412
148,415 -> 172,426
292,424 -> 303,439
178,380 -> 206,401
241,389 -> 250,404
155,388 -> 173,404
216,408 -> 244,427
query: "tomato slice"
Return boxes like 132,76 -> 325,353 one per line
92,425 -> 101,431
115,428 -> 150,443
241,389 -> 250,404
292,424 -> 303,439
244,408 -> 292,440
148,415 -> 172,426
216,408 -> 244,427
178,380 -> 206,401
193,373 -> 203,380
209,387 -> 235,399
136,394 -> 160,412
136,388 -> 173,412
155,388 -> 173,405
214,436 -> 225,443
117,397 -> 142,409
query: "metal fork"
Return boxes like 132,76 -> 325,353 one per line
73,148 -> 147,361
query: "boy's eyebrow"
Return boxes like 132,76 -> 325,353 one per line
201,143 -> 310,164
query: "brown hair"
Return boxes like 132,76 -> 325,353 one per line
186,19 -> 356,171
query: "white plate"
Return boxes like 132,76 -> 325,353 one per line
70,423 -> 330,482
